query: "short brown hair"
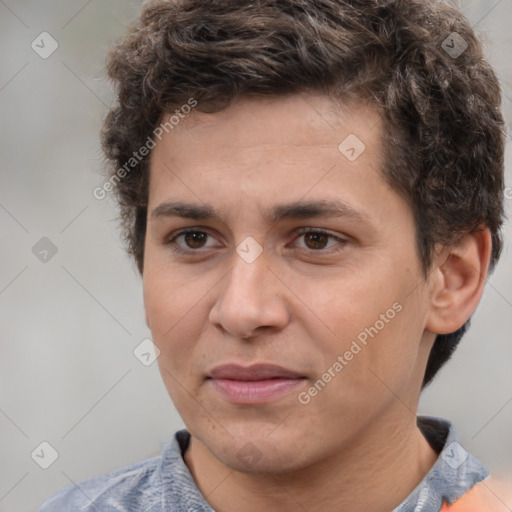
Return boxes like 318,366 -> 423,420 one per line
101,0 -> 505,388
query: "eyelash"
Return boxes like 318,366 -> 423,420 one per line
165,227 -> 348,255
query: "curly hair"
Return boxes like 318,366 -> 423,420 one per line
101,0 -> 505,388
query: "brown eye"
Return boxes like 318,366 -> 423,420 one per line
303,231 -> 330,250
183,231 -> 208,249
166,229 -> 219,253
293,228 -> 347,253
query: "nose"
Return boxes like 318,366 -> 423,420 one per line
208,247 -> 290,340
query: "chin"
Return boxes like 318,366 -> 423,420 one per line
201,426 -> 318,474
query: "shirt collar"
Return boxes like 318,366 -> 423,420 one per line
160,429 -> 215,511
393,416 -> 489,512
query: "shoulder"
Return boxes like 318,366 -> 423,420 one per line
38,454 -> 163,512
442,474 -> 512,511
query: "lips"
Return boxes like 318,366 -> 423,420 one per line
207,364 -> 306,405
208,363 -> 304,381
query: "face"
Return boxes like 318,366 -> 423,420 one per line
143,93 -> 436,473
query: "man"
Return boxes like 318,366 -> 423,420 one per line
40,0 -> 511,510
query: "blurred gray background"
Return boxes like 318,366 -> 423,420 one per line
0,1 -> 511,511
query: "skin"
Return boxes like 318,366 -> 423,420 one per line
143,92 -> 491,512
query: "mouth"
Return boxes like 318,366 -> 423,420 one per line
206,363 -> 307,405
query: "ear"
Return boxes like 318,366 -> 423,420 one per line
425,228 -> 492,335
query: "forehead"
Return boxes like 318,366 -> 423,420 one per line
146,92 -> 400,225
152,92 -> 383,158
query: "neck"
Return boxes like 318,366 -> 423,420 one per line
184,412 -> 439,512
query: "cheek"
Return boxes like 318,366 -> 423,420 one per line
306,273 -> 397,345
144,252 -> 202,327
143,273 -> 199,365
307,268 -> 425,386
144,276 -> 208,413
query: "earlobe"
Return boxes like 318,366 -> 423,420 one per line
425,228 -> 492,335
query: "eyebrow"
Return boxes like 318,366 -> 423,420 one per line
150,199 -> 369,224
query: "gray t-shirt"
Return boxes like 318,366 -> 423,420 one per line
38,416 -> 488,512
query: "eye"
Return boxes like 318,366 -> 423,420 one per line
165,227 -> 348,255
166,228 -> 220,252
292,228 -> 347,252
